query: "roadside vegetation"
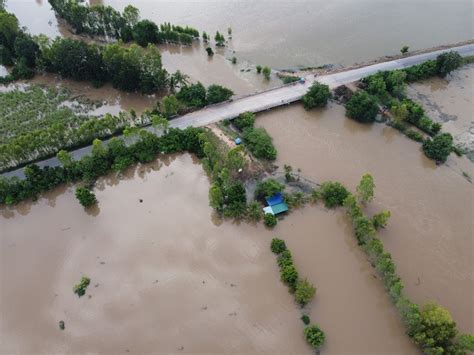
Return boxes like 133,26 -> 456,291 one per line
302,82 -> 331,110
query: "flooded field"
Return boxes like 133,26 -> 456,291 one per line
408,64 -> 474,161
257,102 -> 474,334
8,0 -> 473,68
1,154 -> 419,354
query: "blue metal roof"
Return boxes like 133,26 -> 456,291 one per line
266,192 -> 284,206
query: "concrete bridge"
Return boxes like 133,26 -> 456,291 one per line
3,43 -> 474,178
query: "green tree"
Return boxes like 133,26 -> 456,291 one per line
256,65 -> 262,74
242,127 -> 277,160
75,187 -> 97,207
176,82 -> 207,108
262,66 -> 271,80
280,264 -> 298,287
169,70 -> 189,92
206,84 -> 234,104
247,201 -> 263,222
304,325 -> 325,348
231,56 -> 237,64
0,10 -> 19,51
123,5 -> 140,28
209,183 -> 224,211
57,149 -> 73,167
214,31 -> 225,46
436,51 -> 462,78
270,238 -> 287,254
357,173 -> 375,204
73,276 -> 91,297
366,75 -> 387,98
133,20 -> 159,46
162,95 -> 179,117
372,210 -> 391,229
206,46 -> 214,56
345,91 -> 379,123
302,82 -> 331,110
295,279 -> 316,306
14,33 -> 39,67
264,213 -> 277,228
233,111 -> 255,130
401,45 -> 409,54
226,146 -> 245,172
151,114 -> 169,134
385,70 -> 407,98
255,178 -> 284,199
319,181 -> 349,208
391,103 -> 409,122
422,133 -> 453,163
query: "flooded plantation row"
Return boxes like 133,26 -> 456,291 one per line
257,101 -> 474,334
1,154 -> 419,354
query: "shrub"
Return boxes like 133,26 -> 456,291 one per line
73,276 -> 90,297
242,127 -> 277,160
304,325 -> 325,348
295,278 -> 316,306
319,181 -> 349,208
401,45 -> 409,54
280,264 -> 298,288
345,91 -> 379,123
256,65 -> 262,74
271,238 -> 287,254
75,187 -> 97,207
405,129 -> 424,142
436,51 -> 462,78
262,66 -> 271,79
302,82 -> 331,110
372,210 -> 391,229
206,84 -> 234,104
231,56 -> 237,64
357,173 -> 375,204
247,200 -> 263,222
233,111 -> 255,130
277,250 -> 293,269
255,179 -> 284,199
422,133 -> 453,163
301,314 -> 311,325
264,213 -> 277,228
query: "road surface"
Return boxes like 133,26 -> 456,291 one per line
3,43 -> 474,178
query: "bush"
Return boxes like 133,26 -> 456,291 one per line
405,129 -> 424,142
302,82 -> 331,110
262,66 -> 271,79
247,200 -> 263,222
242,127 -> 277,160
319,181 -> 349,208
264,213 -> 277,228
255,179 -> 284,200
280,264 -> 298,288
75,187 -> 97,207
206,84 -> 234,104
372,210 -> 391,229
233,111 -> 255,130
345,91 -> 379,123
422,133 -> 453,163
277,250 -> 293,269
304,325 -> 325,349
295,278 -> 316,306
256,65 -> 262,74
436,51 -> 462,78
301,314 -> 311,325
73,276 -> 90,297
271,238 -> 287,254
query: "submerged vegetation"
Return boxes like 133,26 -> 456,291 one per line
73,276 -> 90,297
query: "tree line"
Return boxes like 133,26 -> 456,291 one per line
48,0 -> 200,46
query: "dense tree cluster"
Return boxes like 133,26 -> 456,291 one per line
48,0 -> 200,45
175,82 -> 233,108
344,91 -> 379,123
423,133 -> 454,163
302,82 -> 331,110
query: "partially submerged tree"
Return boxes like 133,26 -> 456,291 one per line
302,82 -> 331,110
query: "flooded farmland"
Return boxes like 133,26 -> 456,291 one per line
1,154 -> 421,354
257,102 -> 474,334
408,64 -> 474,161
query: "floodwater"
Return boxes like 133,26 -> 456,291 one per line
407,64 -> 474,161
8,0 -> 473,68
257,102 -> 474,334
0,154 -> 419,354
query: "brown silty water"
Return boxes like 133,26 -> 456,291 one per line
1,153 -> 419,354
407,64 -> 474,161
257,102 -> 474,335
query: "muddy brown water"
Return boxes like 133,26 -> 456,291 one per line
7,0 -> 473,69
1,153 -> 419,354
257,102 -> 474,334
407,64 -> 474,161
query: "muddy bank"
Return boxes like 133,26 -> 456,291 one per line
1,153 -> 420,353
407,64 -> 474,161
257,102 -> 474,334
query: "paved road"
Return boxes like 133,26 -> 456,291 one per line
3,44 -> 474,178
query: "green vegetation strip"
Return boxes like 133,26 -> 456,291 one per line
270,238 -> 324,350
